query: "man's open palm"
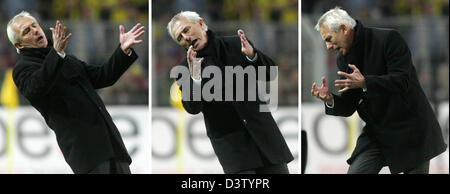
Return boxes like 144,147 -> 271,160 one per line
120,23 -> 145,54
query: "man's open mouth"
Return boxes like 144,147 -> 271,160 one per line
37,35 -> 44,41
190,39 -> 198,47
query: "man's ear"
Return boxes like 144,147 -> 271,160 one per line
340,24 -> 350,34
198,19 -> 205,30
14,42 -> 24,50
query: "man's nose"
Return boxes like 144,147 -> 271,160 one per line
183,34 -> 191,42
32,27 -> 39,35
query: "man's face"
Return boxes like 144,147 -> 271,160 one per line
171,17 -> 208,51
319,24 -> 353,55
12,17 -> 48,50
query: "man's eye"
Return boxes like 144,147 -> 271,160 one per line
23,28 -> 30,35
183,27 -> 190,33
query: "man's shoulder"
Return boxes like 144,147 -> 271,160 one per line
220,35 -> 239,42
212,33 -> 239,45
365,26 -> 401,41
14,54 -> 40,70
213,34 -> 241,53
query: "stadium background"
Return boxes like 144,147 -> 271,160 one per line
151,0 -> 299,173
0,0 -> 149,173
301,0 -> 449,173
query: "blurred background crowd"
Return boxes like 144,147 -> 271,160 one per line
152,0 -> 299,107
0,0 -> 149,106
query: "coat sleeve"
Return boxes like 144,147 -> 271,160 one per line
364,30 -> 412,97
175,59 -> 203,115
82,44 -> 138,89
325,89 -> 361,117
12,48 -> 64,99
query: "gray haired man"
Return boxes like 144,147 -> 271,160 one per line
311,7 -> 446,174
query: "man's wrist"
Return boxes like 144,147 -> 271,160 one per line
126,49 -> 132,56
122,48 -> 131,55
246,52 -> 258,62
192,75 -> 201,81
56,50 -> 66,58
325,96 -> 334,108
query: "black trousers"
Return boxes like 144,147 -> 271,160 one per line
347,143 -> 430,174
235,163 -> 290,174
88,159 -> 131,174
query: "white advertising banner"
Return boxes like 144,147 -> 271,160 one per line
302,102 -> 449,174
0,106 -> 150,174
152,107 -> 299,174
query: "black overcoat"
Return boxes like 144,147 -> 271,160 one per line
175,30 -> 294,173
325,21 -> 447,173
13,43 -> 136,173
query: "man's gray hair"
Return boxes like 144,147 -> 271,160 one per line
315,7 -> 356,32
167,11 -> 208,41
6,11 -> 38,53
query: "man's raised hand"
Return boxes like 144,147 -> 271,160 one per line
335,64 -> 366,93
311,77 -> 332,104
120,23 -> 145,54
237,29 -> 255,59
187,45 -> 204,80
49,20 -> 72,54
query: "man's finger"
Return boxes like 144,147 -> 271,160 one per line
239,34 -> 246,46
312,82 -> 318,96
134,26 -> 145,34
135,30 -> 145,38
337,71 -> 351,78
187,45 -> 192,55
130,23 -> 141,33
119,25 -> 125,35
338,87 -> 349,93
63,26 -> 67,37
321,77 -> 327,88
190,50 -> 197,62
237,29 -> 244,37
56,20 -> 60,32
134,40 -> 143,44
63,33 -> 72,42
238,29 -> 247,42
335,83 -> 348,88
334,79 -> 350,84
313,90 -> 319,97
348,64 -> 360,73
58,22 -> 63,37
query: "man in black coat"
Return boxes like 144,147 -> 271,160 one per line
311,7 -> 447,174
7,11 -> 145,174
167,11 -> 294,174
